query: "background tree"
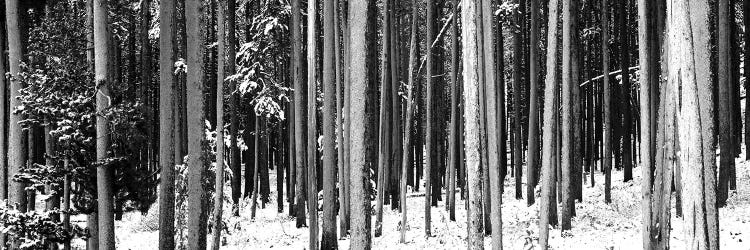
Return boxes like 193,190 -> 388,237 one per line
526,0 -> 540,206
321,0 -> 338,247
158,0 -> 177,248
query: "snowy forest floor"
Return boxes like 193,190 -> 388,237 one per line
84,154 -> 750,250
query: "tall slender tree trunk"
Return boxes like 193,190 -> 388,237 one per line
602,0 -> 612,204
716,0 -> 733,207
560,0 -> 574,231
227,0 -> 240,217
424,0 -> 436,237
447,0 -> 460,221
291,0 -> 308,228
334,0 -> 347,235
321,0 -> 338,247
399,1 -> 419,243
375,0 -> 393,237
93,0 -> 115,248
158,0 -> 177,248
85,1 -> 100,248
5,0 -> 26,217
186,0 -> 209,248
745,0 -> 750,161
526,0 -> 540,206
349,1 -> 372,248
538,0 -> 560,246
0,0 -> 7,209
512,0 -> 525,200
306,1 -> 319,249
620,0 -> 633,182
667,0 -> 719,248
211,0 -> 228,248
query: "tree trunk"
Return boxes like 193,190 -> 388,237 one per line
447,0 -> 460,221
186,0 -> 209,247
251,117 -> 262,219
745,0 -> 750,161
93,0 -> 115,248
526,0 -> 540,206
424,0 -> 436,237
459,0 -> 486,248
306,1 -> 319,249
399,1 -> 419,243
668,0 -> 720,248
6,0 -> 27,218
158,0 -> 177,248
0,0 -> 6,207
321,0 -> 338,247
375,0 -> 393,237
291,0 -> 308,228
349,1 -> 372,248
227,0 -> 240,217
512,0 -> 525,201
619,0 -> 633,183
716,0 -> 733,207
602,0 -> 612,204
560,0 -> 575,230
538,0 -> 560,246
211,0 -> 227,248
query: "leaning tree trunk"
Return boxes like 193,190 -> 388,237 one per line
667,0 -> 720,248
538,0 -> 560,247
186,0 -> 209,248
158,0 -> 177,248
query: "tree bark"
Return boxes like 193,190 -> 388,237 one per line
186,0 -> 209,248
538,0 -> 560,246
227,0 -> 240,217
602,0 -> 612,204
512,0 -> 525,201
424,0 -> 436,237
460,0 -> 485,248
93,0 -> 115,248
560,0 -> 575,231
716,0 -> 733,207
526,0 -> 540,206
321,0 -> 338,247
668,0 -> 719,248
158,0 -> 177,248
375,0 -> 393,237
291,0 -> 308,228
211,0 -> 227,248
349,1 -> 372,248
619,0 -> 633,183
399,1 -> 419,243
447,0 -> 460,221
306,1 -> 319,249
745,0 -> 750,161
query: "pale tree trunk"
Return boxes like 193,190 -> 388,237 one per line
306,1 -> 319,249
211,0 -> 228,248
375,0 -> 393,237
349,1 -> 372,249
538,0 -> 560,246
745,0 -> 750,161
186,0 -> 209,248
334,0 -> 347,235
602,0 -> 612,204
461,0 -> 485,248
93,0 -> 115,248
291,0 -> 308,228
667,0 -> 719,248
526,0 -> 540,206
158,0 -> 177,248
399,0 -> 419,243
0,0 -> 6,204
5,0 -> 26,216
480,0 -> 502,248
321,0 -> 338,247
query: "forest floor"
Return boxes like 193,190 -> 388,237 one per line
81,153 -> 750,250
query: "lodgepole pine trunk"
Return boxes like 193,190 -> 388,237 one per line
526,0 -> 540,206
716,0 -> 733,207
306,1 -> 319,249
447,0 -> 460,221
512,0 -> 525,200
321,0 -> 338,247
211,0 -> 228,248
291,0 -> 308,228
602,0 -> 613,204
399,0 -> 419,243
158,0 -> 177,248
375,0 -> 393,237
538,0 -> 560,246
424,0 -> 436,237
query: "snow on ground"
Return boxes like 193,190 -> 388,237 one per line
107,157 -> 750,250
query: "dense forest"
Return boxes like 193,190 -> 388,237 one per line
0,0 -> 748,249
